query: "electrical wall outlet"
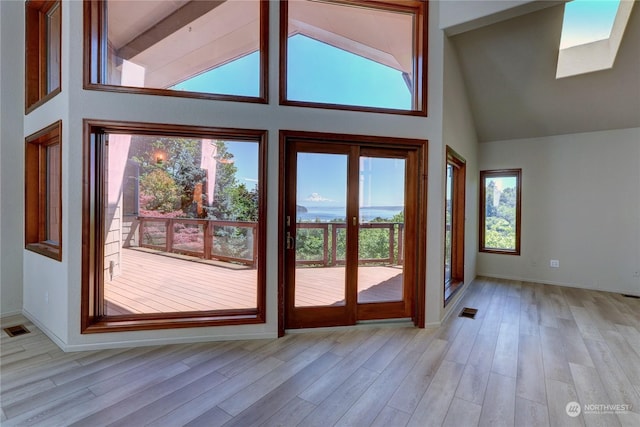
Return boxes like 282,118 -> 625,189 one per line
45,291 -> 49,304
550,260 -> 560,268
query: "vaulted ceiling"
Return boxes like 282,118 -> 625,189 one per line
451,3 -> 640,142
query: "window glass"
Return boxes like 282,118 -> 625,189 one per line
25,0 -> 61,111
480,170 -> 521,254
46,2 -> 61,93
283,0 -> 426,113
25,121 -> 62,261
445,147 -> 466,303
83,123 -> 266,331
46,143 -> 61,245
88,0 -> 264,99
445,164 -> 453,284
102,133 -> 260,316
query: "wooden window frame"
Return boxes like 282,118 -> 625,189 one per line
81,120 -> 268,333
444,146 -> 465,305
25,120 -> 63,261
25,0 -> 62,113
279,0 -> 428,116
83,0 -> 269,104
479,169 -> 522,255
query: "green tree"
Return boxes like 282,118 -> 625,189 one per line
295,229 -> 326,262
208,142 -> 240,220
139,169 -> 180,213
228,183 -> 259,221
131,136 -> 206,217
485,180 -> 498,217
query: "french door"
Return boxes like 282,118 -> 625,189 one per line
283,135 -> 422,329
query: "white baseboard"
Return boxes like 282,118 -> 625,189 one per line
441,278 -> 475,323
61,332 -> 279,352
477,273 -> 640,297
425,276 -> 477,329
0,309 -> 23,319
22,308 -> 68,350
22,308 -> 278,352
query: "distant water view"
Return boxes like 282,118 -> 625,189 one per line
297,206 -> 403,222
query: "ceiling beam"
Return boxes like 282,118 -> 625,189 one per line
117,0 -> 227,60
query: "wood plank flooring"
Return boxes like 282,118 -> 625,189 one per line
2,277 -> 639,426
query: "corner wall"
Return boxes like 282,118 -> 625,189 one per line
439,35 -> 479,320
0,0 -> 25,317
478,127 -> 640,296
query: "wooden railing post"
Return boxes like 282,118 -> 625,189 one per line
398,223 -> 404,264
204,220 -> 212,260
139,217 -> 144,247
252,224 -> 258,268
322,223 -> 329,266
389,224 -> 395,265
330,224 -> 338,266
166,219 -> 173,253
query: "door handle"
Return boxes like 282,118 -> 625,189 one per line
286,231 -> 295,250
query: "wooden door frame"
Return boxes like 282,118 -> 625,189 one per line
278,130 -> 428,336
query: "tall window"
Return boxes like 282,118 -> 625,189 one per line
479,169 -> 521,255
445,147 -> 465,304
25,121 -> 62,261
280,0 -> 427,115
84,0 -> 268,102
25,0 -> 61,112
82,121 -> 266,332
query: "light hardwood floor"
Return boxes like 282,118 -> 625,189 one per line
1,277 -> 639,426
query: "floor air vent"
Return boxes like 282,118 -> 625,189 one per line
4,324 -> 30,337
459,307 -> 478,319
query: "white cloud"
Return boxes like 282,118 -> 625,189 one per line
305,192 -> 332,202
244,177 -> 259,183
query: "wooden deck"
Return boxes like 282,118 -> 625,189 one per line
105,248 -> 404,315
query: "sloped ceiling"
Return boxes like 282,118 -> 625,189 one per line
451,3 -> 640,142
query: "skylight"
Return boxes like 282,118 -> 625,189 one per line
556,0 -> 634,78
560,0 -> 620,49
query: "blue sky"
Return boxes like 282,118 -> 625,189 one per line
560,0 -> 620,49
287,35 -> 411,110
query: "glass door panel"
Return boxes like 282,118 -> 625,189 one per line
357,156 -> 405,303
294,152 -> 348,307
445,164 -> 453,284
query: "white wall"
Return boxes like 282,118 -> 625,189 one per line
21,3 -> 72,344
13,0 -> 449,349
439,0 -> 562,35
478,128 -> 640,296
439,35 -> 479,321
0,0 -> 25,317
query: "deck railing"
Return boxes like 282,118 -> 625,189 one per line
139,217 -> 258,267
295,222 -> 404,267
138,217 -> 404,268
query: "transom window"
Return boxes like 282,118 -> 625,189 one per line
479,169 -> 522,255
84,0 -> 268,102
280,0 -> 427,115
82,121 -> 266,332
